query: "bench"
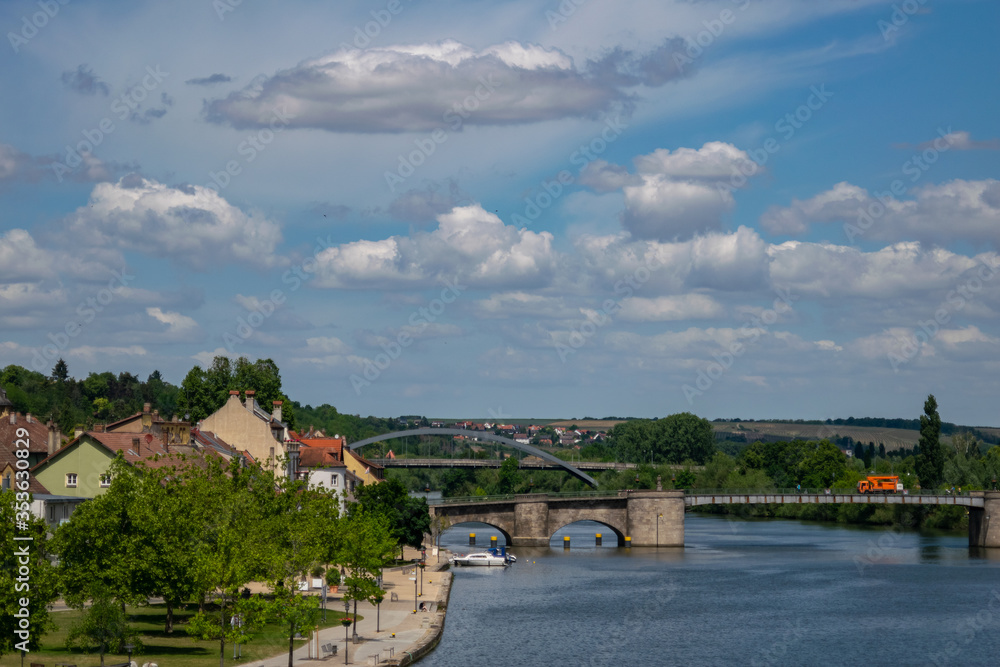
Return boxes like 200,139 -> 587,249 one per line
321,642 -> 338,658
390,592 -> 399,601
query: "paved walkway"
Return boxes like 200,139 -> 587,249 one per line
253,547 -> 453,666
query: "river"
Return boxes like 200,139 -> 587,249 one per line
422,515 -> 1000,667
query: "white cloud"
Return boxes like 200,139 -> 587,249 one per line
314,204 -> 557,289
618,294 -> 724,322
204,39 -> 689,133
59,175 -> 285,270
762,179 -> 1000,247
304,336 -> 352,355
0,229 -> 54,282
146,307 -> 199,337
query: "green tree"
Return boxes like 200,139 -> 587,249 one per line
51,358 -> 69,382
916,394 -> 944,488
65,586 -> 143,667
0,490 -> 58,657
337,511 -> 396,633
654,412 -> 716,464
353,477 -> 431,550
496,456 -> 521,494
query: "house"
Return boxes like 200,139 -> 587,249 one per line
294,445 -> 361,513
190,428 -> 247,463
294,435 -> 384,487
30,431 -> 176,498
0,390 -> 62,491
199,390 -> 290,470
105,402 -> 191,446
515,435 -> 531,445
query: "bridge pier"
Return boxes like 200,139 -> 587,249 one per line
969,492 -> 1000,548
513,494 -> 550,547
627,491 -> 684,547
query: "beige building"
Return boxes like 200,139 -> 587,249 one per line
200,390 -> 288,469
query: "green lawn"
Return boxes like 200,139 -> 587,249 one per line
1,602 -> 358,667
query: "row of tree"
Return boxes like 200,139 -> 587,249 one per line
1,454 -> 430,667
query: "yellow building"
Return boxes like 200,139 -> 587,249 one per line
200,390 -> 288,469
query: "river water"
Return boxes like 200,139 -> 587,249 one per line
422,516 -> 1000,667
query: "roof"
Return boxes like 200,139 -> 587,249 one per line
346,448 -> 383,471
0,412 -> 51,454
297,446 -> 345,469
30,431 -> 178,473
190,428 -> 241,459
0,387 -> 12,408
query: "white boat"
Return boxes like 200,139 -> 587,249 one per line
450,547 -> 515,567
450,552 -> 509,567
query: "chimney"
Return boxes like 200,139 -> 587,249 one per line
95,424 -> 106,433
47,419 -> 58,456
26,413 -> 32,423
74,424 -> 84,439
245,390 -> 256,410
143,402 -> 151,414
272,400 -> 283,423
8,413 -> 14,424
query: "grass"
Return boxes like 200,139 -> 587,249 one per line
0,602 -> 359,667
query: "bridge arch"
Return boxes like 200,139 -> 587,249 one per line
348,428 -> 598,487
442,520 -> 514,547
550,519 -> 626,547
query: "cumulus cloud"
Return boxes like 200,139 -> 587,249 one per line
146,307 -> 199,338
61,64 -> 110,96
762,179 -> 1000,247
574,225 -> 769,294
617,294 -> 724,322
474,292 -> 574,319
313,204 -> 556,288
580,143 -> 758,241
204,39 -> 689,133
58,175 -> 285,270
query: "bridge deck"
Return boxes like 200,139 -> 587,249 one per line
685,493 -> 983,508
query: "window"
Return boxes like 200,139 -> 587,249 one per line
331,474 -> 338,487
66,473 -> 77,487
100,474 -> 111,487
49,505 -> 55,521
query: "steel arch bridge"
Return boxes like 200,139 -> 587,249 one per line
347,428 -> 599,487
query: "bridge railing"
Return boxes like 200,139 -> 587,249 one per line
428,489 -> 629,505
685,487 -> 975,496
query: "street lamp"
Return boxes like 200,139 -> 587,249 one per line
419,560 -> 425,596
413,567 -> 419,613
373,590 -> 384,633
125,642 -> 134,667
341,600 -> 351,665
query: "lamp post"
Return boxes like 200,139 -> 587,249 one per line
374,590 -> 384,633
419,560 -> 425,596
342,600 -> 351,665
125,642 -> 134,667
413,568 -> 419,613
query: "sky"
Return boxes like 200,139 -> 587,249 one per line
1,0 -> 999,426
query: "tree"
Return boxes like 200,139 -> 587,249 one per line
65,586 -> 142,667
353,477 -> 431,550
654,412 -> 716,464
0,490 -> 58,657
496,456 -> 521,494
178,356 -> 296,428
336,511 -> 396,634
916,394 -> 944,488
53,456 -> 153,610
51,358 -> 69,382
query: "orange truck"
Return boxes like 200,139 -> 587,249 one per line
857,475 -> 903,494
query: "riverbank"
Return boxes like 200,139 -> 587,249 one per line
254,546 -> 454,666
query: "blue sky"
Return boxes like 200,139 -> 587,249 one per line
1,0 -> 999,425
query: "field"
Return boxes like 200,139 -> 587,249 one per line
547,419 -> 625,430
712,422 -> 929,450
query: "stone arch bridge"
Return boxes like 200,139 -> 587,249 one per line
429,491 -> 1000,548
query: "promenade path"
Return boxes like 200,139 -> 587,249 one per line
254,546 -> 453,667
